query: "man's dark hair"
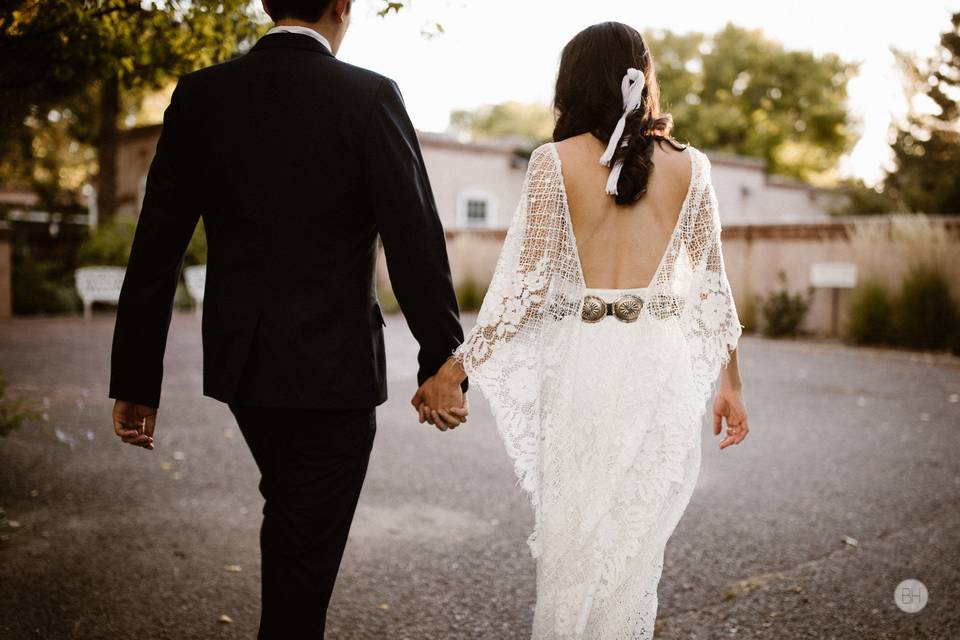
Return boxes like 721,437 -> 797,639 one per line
266,0 -> 348,22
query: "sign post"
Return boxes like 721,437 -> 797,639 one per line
810,262 -> 858,336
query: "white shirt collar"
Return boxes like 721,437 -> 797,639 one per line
265,25 -> 333,55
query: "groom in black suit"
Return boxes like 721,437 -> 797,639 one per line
109,0 -> 468,636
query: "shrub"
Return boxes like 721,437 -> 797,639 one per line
77,217 -> 206,267
738,287 -> 758,334
891,266 -> 959,351
184,219 -> 207,267
844,281 -> 895,345
75,217 -> 206,313
173,281 -> 193,311
847,213 -> 960,311
456,277 -> 487,312
377,289 -> 400,315
12,245 -> 80,315
759,270 -> 813,338
76,217 -> 137,267
0,374 -> 37,438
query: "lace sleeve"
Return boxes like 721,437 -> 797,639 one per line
682,152 -> 743,383
450,143 -> 582,501
452,143 -> 570,374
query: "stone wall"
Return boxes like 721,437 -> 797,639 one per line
377,215 -> 960,337
722,221 -> 856,335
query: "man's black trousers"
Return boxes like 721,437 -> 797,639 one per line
229,404 -> 377,639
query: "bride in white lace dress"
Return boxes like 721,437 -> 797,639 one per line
418,22 -> 750,639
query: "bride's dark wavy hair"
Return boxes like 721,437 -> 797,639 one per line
553,22 -> 687,206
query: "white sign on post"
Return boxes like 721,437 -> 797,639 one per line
810,262 -> 858,289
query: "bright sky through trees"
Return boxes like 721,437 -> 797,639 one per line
318,0 -> 958,185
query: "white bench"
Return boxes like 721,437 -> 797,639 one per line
184,264 -> 206,316
75,266 -> 125,320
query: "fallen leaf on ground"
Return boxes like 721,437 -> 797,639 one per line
219,614 -> 233,624
841,535 -> 859,547
723,571 -> 786,601
224,564 -> 242,573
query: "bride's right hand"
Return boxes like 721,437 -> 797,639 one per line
713,385 -> 749,450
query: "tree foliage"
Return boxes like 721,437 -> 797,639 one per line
450,101 -> 554,146
882,12 -> 960,214
652,23 -> 857,183
0,0 -> 266,214
1,0 -> 265,138
0,0 -> 422,214
0,7 -> 868,211
452,23 -> 858,183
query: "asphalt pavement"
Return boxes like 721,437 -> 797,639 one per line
1,312 -> 958,639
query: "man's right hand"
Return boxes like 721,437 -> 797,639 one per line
112,400 -> 156,450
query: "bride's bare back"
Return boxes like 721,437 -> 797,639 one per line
554,133 -> 693,289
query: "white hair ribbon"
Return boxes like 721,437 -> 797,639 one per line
599,67 -> 646,196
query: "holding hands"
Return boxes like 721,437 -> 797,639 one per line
411,357 -> 469,431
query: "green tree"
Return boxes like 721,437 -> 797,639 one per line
883,12 -> 960,214
454,23 -> 859,185
654,23 -> 858,184
0,0 -> 428,219
829,176 -> 898,216
0,0 -> 266,220
450,101 -> 554,146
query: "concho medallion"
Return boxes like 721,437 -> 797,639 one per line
612,294 -> 643,322
581,295 -> 607,323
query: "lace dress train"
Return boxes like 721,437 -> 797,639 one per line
453,143 -> 742,639
530,287 -> 703,639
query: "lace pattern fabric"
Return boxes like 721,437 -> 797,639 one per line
453,142 -> 742,639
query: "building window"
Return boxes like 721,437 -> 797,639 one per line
466,198 -> 488,225
457,190 -> 497,228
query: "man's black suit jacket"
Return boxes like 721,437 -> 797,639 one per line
109,32 -> 467,410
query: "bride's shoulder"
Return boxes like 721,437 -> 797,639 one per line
523,142 -> 563,178
550,133 -> 601,163
528,141 -> 559,163
676,143 -> 710,172
656,142 -> 712,186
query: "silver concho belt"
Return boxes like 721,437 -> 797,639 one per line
581,294 -> 643,323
